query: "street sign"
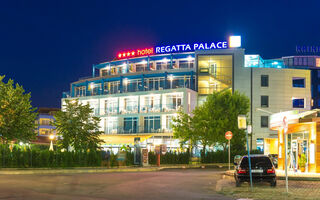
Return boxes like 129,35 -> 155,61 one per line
238,115 -> 247,129
225,131 -> 233,140
225,131 -> 233,170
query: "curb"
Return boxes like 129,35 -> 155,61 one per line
0,163 -> 227,175
224,170 -> 320,181
0,167 -> 161,175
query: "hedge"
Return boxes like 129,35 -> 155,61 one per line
0,144 -> 135,168
201,149 -> 263,163
148,151 -> 190,165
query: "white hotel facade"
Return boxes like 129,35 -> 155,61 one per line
62,36 -> 318,153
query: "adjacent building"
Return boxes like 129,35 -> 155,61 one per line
62,36 -> 320,153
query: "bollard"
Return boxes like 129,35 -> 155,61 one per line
157,153 -> 160,167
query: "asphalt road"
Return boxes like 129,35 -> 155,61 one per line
0,168 -> 233,200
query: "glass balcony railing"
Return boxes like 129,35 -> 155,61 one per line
104,126 -> 173,134
119,106 -> 139,114
140,105 -> 161,113
101,104 -> 182,115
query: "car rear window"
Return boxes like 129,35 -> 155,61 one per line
240,156 -> 273,168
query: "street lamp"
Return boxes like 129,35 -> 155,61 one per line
238,115 -> 253,189
49,134 -> 54,151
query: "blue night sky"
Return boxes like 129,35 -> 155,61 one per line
1,0 -> 320,108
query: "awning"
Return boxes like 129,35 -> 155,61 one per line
99,135 -> 153,146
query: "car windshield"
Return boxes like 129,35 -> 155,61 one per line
240,156 -> 273,168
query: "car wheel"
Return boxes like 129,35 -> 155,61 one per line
236,180 -> 241,187
270,179 -> 277,187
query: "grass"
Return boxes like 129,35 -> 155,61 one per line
218,177 -> 320,200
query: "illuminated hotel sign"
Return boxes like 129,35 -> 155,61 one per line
117,47 -> 154,59
116,36 -> 241,60
155,41 -> 228,54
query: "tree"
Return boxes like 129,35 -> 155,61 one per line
172,109 -> 197,153
172,89 -> 250,154
202,89 -> 250,152
53,99 -> 103,151
0,75 -> 38,143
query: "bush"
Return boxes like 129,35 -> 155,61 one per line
201,149 -> 264,163
148,151 -> 190,165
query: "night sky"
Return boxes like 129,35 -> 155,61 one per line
1,0 -> 320,108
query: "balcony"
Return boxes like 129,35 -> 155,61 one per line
102,103 -> 182,116
104,126 -> 173,135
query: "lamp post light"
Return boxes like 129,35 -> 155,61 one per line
49,134 -> 54,151
168,75 -> 174,89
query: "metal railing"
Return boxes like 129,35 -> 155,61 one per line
102,104 -> 182,115
104,126 -> 173,134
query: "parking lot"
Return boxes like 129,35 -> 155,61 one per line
218,174 -> 320,200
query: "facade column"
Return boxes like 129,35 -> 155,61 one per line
120,76 -> 123,93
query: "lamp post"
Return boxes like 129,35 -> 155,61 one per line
49,134 -> 54,151
238,115 -> 253,189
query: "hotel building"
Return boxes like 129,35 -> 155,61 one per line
62,36 -> 320,153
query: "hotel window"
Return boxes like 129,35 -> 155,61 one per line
261,116 -> 269,128
122,97 -> 138,113
136,63 -> 147,72
144,116 -> 161,133
261,96 -> 269,107
145,78 -> 160,91
123,117 -> 138,134
164,93 -> 183,111
75,86 -> 86,97
125,79 -> 140,93
40,119 -> 51,125
292,77 -> 305,88
261,75 -> 269,87
104,81 -> 120,94
141,95 -> 160,112
197,55 -> 232,95
165,115 -> 174,131
91,83 -> 101,95
39,128 -> 51,135
105,117 -> 118,134
170,76 -> 191,89
292,98 -> 304,108
105,98 -> 118,115
179,60 -> 194,69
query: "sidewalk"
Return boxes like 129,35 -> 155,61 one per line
225,169 -> 320,181
0,163 -> 228,175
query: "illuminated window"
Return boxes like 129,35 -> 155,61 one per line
316,58 -> 320,67
123,117 -> 138,133
105,117 -> 118,134
105,98 -> 118,115
144,116 -> 161,133
197,55 -> 232,95
39,128 -> 51,135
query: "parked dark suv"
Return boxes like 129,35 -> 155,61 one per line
234,154 -> 276,187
